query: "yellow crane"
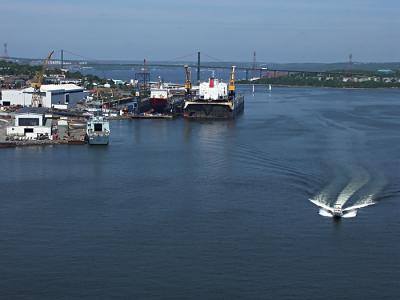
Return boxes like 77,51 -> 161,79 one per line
229,65 -> 236,99
184,64 -> 192,99
94,87 -> 115,105
31,50 -> 54,107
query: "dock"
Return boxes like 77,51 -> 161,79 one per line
131,114 -> 175,120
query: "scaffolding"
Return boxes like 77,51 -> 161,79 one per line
135,59 -> 150,99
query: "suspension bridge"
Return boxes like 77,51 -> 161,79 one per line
5,49 -> 364,81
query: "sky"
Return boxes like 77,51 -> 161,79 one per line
0,0 -> 399,63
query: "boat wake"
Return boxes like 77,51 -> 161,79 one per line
310,167 -> 385,219
310,198 -> 375,218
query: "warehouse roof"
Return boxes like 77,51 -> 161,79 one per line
21,84 -> 84,93
41,84 -> 84,92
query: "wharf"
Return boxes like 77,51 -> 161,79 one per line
107,115 -> 133,121
0,139 -> 87,148
0,140 -> 67,148
131,114 -> 175,120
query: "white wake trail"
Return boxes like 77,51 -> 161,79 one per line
310,168 -> 386,218
334,167 -> 370,208
347,172 -> 387,210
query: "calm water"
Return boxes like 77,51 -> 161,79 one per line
1,87 -> 399,299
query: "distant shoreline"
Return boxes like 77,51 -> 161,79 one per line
237,83 -> 400,90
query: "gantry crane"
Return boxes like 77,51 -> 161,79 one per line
184,64 -> 192,100
31,50 -> 54,107
94,86 -> 116,108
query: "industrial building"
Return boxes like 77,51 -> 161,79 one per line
6,107 -> 52,140
0,84 -> 87,108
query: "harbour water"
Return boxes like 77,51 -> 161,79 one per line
0,86 -> 399,299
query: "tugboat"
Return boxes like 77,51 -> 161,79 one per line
183,66 -> 244,119
86,113 -> 110,145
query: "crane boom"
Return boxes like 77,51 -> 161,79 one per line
184,65 -> 192,99
31,50 -> 54,90
229,65 -> 236,99
31,50 -> 54,107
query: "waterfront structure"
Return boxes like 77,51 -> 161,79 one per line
6,107 -> 52,140
0,84 -> 87,108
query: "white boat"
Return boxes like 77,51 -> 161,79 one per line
309,199 -> 375,219
86,115 -> 110,145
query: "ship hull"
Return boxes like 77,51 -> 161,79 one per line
183,96 -> 244,119
150,98 -> 169,113
88,134 -> 109,145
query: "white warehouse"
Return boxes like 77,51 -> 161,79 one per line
6,107 -> 52,140
0,84 -> 87,108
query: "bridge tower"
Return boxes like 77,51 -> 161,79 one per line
1,43 -> 9,59
61,49 -> 64,69
252,51 -> 257,78
347,53 -> 353,77
197,51 -> 201,85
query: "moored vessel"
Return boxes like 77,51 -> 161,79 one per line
150,84 -> 171,113
86,114 -> 110,145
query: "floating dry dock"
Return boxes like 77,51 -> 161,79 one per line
183,66 -> 244,119
184,96 -> 244,119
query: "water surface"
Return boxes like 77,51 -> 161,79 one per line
1,87 -> 399,299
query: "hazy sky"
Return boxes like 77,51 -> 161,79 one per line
1,0 -> 399,62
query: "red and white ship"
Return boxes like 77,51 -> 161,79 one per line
150,82 -> 173,113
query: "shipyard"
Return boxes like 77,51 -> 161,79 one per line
4,48 -> 400,147
0,51 -> 246,147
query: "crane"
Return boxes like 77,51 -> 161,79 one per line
228,65 -> 236,100
31,50 -> 54,107
94,86 -> 115,108
184,64 -> 192,100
